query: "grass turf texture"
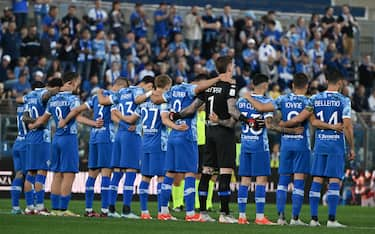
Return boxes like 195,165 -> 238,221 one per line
0,199 -> 374,234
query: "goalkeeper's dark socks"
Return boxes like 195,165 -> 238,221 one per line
218,174 -> 232,215
198,173 -> 211,212
328,215 -> 336,222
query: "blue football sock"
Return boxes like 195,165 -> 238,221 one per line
276,175 -> 291,215
25,174 -> 35,207
11,178 -> 23,208
85,176 -> 96,209
309,181 -> 322,219
292,179 -> 305,218
157,182 -> 162,213
139,181 -> 149,212
123,172 -> 136,209
50,193 -> 60,210
101,176 -> 110,210
60,194 -> 71,210
255,185 -> 266,215
160,176 -> 174,210
238,185 -> 249,215
184,177 -> 195,214
327,182 -> 340,221
109,172 -> 123,206
35,174 -> 46,207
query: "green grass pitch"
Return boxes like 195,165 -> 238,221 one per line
0,199 -> 374,234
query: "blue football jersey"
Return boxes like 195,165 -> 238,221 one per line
86,90 -> 115,143
272,93 -> 311,151
110,86 -> 144,135
163,83 -> 198,142
16,104 -> 27,139
308,91 -> 351,155
237,95 -> 273,152
24,88 -> 51,143
46,92 -> 81,136
136,99 -> 168,153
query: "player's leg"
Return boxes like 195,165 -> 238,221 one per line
184,172 -> 198,220
238,176 -> 251,224
121,133 -> 141,218
326,154 -> 346,228
24,170 -> 36,214
85,169 -> 100,216
108,133 -> 123,217
159,171 -> 176,216
11,147 -> 25,214
100,168 -> 112,216
60,172 -> 76,214
50,172 -> 62,213
253,152 -> 274,225
237,148 -> 251,224
34,142 -> 50,214
276,151 -> 292,224
309,153 -> 326,226
290,151 -> 310,225
139,152 -> 152,218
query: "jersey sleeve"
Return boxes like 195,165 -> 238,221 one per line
85,96 -> 94,110
187,84 -> 198,99
109,92 -> 119,105
263,99 -> 274,118
305,95 -> 315,112
342,97 -> 351,119
70,96 -> 81,110
227,83 -> 237,99
197,91 -> 206,102
162,90 -> 172,103
45,99 -> 52,115
133,87 -> 145,99
160,103 -> 169,113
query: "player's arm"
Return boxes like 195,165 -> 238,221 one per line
97,89 -> 113,105
211,98 -> 238,128
76,115 -> 103,128
309,115 -> 343,132
111,109 -> 121,124
193,72 -> 232,95
242,92 -> 275,112
172,98 -> 204,120
113,109 -> 139,124
161,112 -> 189,131
28,112 -> 51,130
58,104 -> 90,128
41,88 -> 60,104
22,111 -> 36,124
15,96 -> 24,104
279,109 -> 312,128
267,112 -> 304,134
343,118 -> 355,161
135,90 -> 153,104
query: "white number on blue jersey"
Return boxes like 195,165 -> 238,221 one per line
287,110 -> 299,121
97,104 -> 104,119
141,107 -> 158,129
242,112 -> 262,135
317,110 -> 338,124
172,99 -> 182,112
55,107 -> 63,120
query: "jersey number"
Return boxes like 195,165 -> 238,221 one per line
141,107 -> 158,129
316,111 -> 338,124
242,112 -> 262,135
172,99 -> 182,112
208,96 -> 214,115
55,107 -> 63,120
119,101 -> 133,115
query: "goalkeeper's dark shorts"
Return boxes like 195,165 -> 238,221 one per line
203,125 -> 236,170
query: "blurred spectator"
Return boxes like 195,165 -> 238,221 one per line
34,0 -> 50,34
337,4 -> 359,57
14,57 -> 29,80
1,7 -> 15,27
0,55 -> 11,83
367,89 -> 375,112
77,29 -> 93,81
201,4 -> 221,59
321,6 -> 336,40
296,16 -> 309,42
264,20 -> 282,47
309,13 -> 321,38
267,11 -> 282,32
31,57 -> 47,82
108,0 -> 125,44
88,0 -> 108,33
1,22 -> 21,66
154,2 -> 169,40
91,30 -> 107,82
130,3 -> 149,40
12,71 -> 30,97
12,0 -> 28,29
58,26 -> 77,73
62,5 -> 80,38
139,62 -> 155,81
342,169 -> 355,205
42,5 -> 59,38
40,26 -> 59,60
220,5 -> 235,48
242,38 -> 258,73
358,55 -> 375,96
105,61 -> 121,85
278,56 -> 293,91
46,59 -> 61,79
258,36 -> 277,74
183,6 -> 202,53
106,44 -> 121,68
352,85 -> 369,112
168,5 -> 183,41
81,74 -> 99,101
168,32 -> 189,56
20,25 -> 41,66
269,83 -> 281,99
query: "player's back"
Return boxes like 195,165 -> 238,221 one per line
166,83 -> 197,141
311,91 -> 350,155
87,91 -> 115,143
201,81 -> 236,121
47,91 -> 80,136
16,104 -> 27,139
276,93 -> 310,151
138,98 -> 167,153
237,95 -> 272,152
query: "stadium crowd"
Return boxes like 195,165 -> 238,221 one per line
2,0 -> 375,225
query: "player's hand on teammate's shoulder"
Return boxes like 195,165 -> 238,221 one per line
128,125 -> 136,132
209,112 -> 219,123
218,71 -> 235,84
176,123 -> 189,131
95,118 -> 104,128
